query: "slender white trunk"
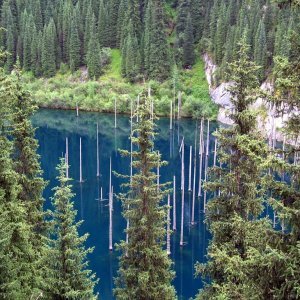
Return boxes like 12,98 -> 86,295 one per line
188,146 -> 192,192
109,185 -> 113,251
203,120 -> 210,212
198,119 -> 204,197
180,141 -> 185,246
65,137 -> 69,179
79,137 -> 83,183
170,99 -> 173,130
114,98 -> 117,128
167,194 -> 171,255
96,123 -> 100,177
191,135 -> 197,225
173,176 -> 176,231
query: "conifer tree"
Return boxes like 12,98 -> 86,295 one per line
107,0 -> 119,47
98,0 -> 109,47
114,91 -> 176,300
31,28 -> 42,76
183,12 -> 195,67
11,65 -> 46,245
122,20 -> 141,82
87,13 -> 101,79
191,0 -> 204,42
175,0 -> 190,63
0,53 -> 41,300
32,0 -> 43,33
264,21 -> 300,298
61,0 -> 73,63
41,19 -> 56,77
10,65 -> 48,294
214,3 -> 227,65
254,19 -> 267,81
69,16 -> 81,72
46,158 -> 98,299
116,0 -> 128,47
23,16 -> 35,71
195,38 -> 272,299
145,0 -> 171,81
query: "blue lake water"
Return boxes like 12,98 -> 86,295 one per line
32,109 -> 219,300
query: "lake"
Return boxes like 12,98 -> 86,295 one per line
32,109 -> 219,300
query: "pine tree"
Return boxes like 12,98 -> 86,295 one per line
114,91 -> 176,300
31,28 -> 42,76
191,0 -> 204,42
98,0 -> 109,47
107,0 -> 119,47
183,12 -> 195,67
10,65 -> 47,294
11,65 -> 46,244
122,20 -> 141,82
116,0 -> 128,47
214,3 -> 227,65
264,21 -> 300,298
41,19 -> 56,77
86,13 -> 101,79
254,19 -> 267,81
145,0 -> 171,81
195,38 -> 272,299
0,54 -> 41,300
32,0 -> 43,32
175,0 -> 190,63
46,158 -> 98,299
23,15 -> 35,71
61,0 -> 73,63
69,16 -> 81,72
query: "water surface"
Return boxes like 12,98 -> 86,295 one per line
32,109 -> 218,299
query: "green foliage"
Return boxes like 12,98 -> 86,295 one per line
114,91 -> 176,300
263,22 -> 300,298
46,158 -> 98,299
183,13 -> 195,67
196,39 -> 272,299
86,14 -> 101,79
0,56 -> 42,300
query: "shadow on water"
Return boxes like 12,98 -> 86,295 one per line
33,109 -> 219,300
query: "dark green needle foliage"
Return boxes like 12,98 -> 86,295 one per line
0,54 -> 41,300
46,158 -> 98,299
114,91 -> 176,300
86,13 -> 101,79
263,13 -> 300,298
195,38 -> 272,299
183,12 -> 195,68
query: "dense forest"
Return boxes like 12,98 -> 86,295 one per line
0,0 -> 299,299
0,0 -> 299,83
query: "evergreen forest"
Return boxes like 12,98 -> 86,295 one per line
0,0 -> 299,299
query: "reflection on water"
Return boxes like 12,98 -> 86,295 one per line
32,109 -> 218,300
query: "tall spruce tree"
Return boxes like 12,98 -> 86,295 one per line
69,15 -> 81,72
0,53 -> 41,300
86,13 -> 101,79
264,17 -> 300,298
10,65 -> 48,295
122,20 -> 141,82
183,12 -> 195,67
41,19 -> 57,77
114,91 -> 176,300
144,0 -> 171,81
254,19 -> 267,81
195,38 -> 272,299
46,158 -> 98,299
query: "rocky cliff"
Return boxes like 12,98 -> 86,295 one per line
203,53 -> 291,143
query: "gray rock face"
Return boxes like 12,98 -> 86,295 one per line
203,54 -> 298,145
